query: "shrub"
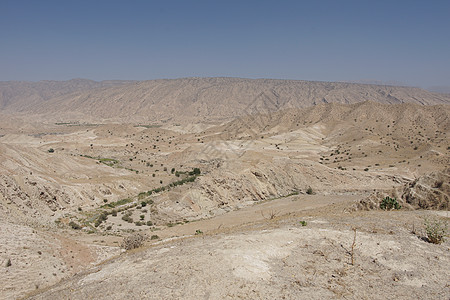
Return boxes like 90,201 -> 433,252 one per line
195,229 -> 203,235
299,221 -> 307,226
94,211 -> 108,227
121,233 -> 146,250
150,234 -> 159,240
306,187 -> 313,195
122,213 -> 133,223
69,221 -> 81,230
48,148 -> 55,153
434,180 -> 443,189
146,221 -> 153,226
99,212 -> 108,220
380,196 -> 401,210
424,217 -> 448,244
189,168 -> 201,176
6,258 -> 11,267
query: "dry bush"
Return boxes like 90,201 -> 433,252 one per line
424,217 -> 448,244
121,233 -> 147,250
261,210 -> 279,220
351,228 -> 357,265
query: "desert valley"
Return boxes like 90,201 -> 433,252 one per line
0,78 -> 449,299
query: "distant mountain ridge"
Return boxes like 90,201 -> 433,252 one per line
1,77 -> 449,124
0,79 -> 135,110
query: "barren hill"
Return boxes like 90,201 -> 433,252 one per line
0,83 -> 449,299
1,102 -> 447,230
2,78 -> 450,124
0,79 -> 134,111
214,101 -> 450,139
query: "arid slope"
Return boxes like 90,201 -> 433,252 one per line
0,79 -> 134,111
2,78 -> 449,123
0,82 -> 449,300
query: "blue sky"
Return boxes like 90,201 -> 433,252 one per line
1,0 -> 449,87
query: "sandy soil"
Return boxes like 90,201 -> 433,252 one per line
26,201 -> 450,300
0,222 -> 121,300
0,93 -> 448,299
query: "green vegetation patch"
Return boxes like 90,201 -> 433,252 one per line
98,157 -> 119,166
134,124 -> 162,128
80,155 -> 121,167
102,198 -> 133,209
380,196 -> 401,210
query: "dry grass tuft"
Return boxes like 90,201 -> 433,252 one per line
121,233 -> 147,250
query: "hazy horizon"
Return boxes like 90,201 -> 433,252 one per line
2,0 -> 450,88
0,76 -> 423,87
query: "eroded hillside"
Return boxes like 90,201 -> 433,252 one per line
2,78 -> 450,124
1,102 -> 448,234
0,83 -> 448,299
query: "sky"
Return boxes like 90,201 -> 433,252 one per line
1,0 -> 450,88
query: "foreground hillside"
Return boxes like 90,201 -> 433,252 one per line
27,203 -> 449,300
2,77 -> 450,123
